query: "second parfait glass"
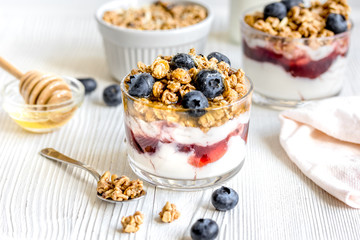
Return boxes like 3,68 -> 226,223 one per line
240,4 -> 352,108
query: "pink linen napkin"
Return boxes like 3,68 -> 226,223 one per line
279,96 -> 360,208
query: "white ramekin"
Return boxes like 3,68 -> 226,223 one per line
95,0 -> 213,81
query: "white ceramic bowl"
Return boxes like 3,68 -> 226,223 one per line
95,0 -> 213,81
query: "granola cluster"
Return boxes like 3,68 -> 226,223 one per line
97,171 -> 145,201
245,0 -> 351,38
103,1 -> 207,30
121,211 -> 144,233
159,202 -> 181,223
124,49 -> 250,132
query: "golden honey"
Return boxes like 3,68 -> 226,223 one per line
8,107 -> 77,133
2,77 -> 84,133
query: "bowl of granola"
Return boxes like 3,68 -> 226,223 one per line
95,0 -> 213,81
241,0 -> 352,108
120,49 -> 253,190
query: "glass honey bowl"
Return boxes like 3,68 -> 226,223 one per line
2,76 -> 84,133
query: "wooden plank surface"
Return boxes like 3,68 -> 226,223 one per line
0,0 -> 359,239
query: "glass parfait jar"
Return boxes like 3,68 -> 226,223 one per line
240,5 -> 352,108
121,75 -> 253,190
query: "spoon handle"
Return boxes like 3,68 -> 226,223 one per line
40,148 -> 101,181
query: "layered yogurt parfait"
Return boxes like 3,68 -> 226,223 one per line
121,49 -> 253,189
241,0 -> 352,107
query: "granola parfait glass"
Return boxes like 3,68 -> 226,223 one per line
121,49 -> 253,190
241,0 -> 352,108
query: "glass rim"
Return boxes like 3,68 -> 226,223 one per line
120,71 -> 254,112
2,76 -> 84,110
240,3 -> 353,42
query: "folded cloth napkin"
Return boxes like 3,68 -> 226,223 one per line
279,96 -> 360,208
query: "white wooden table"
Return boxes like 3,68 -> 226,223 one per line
1,1 -> 360,239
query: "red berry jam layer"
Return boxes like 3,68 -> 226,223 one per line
242,40 -> 349,79
125,122 -> 249,168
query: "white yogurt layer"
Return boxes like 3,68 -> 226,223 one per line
243,56 -> 346,100
127,134 -> 246,179
126,111 -> 250,146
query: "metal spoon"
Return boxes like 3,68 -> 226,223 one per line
39,148 -> 146,203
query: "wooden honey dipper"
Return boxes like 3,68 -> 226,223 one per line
0,57 -> 72,105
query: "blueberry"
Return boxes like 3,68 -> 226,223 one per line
182,91 -> 209,117
281,0 -> 303,11
326,13 -> 348,34
264,2 -> 287,20
190,219 -> 219,240
78,78 -> 97,94
103,84 -> 122,106
211,186 -> 239,211
195,69 -> 224,99
128,73 -> 155,98
207,52 -> 231,66
170,53 -> 195,70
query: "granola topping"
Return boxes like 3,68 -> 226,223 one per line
97,171 -> 145,201
151,57 -> 170,79
121,211 -> 144,233
245,0 -> 351,38
159,202 -> 180,223
103,1 -> 207,31
123,48 -> 250,132
171,68 -> 192,84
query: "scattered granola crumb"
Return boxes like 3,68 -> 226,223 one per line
121,211 -> 144,233
159,202 -> 180,223
97,171 -> 146,201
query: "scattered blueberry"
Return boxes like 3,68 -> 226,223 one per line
326,13 -> 348,34
264,2 -> 287,20
190,219 -> 219,240
182,91 -> 209,117
128,73 -> 155,97
281,0 -> 303,11
78,78 -> 97,94
211,186 -> 239,211
207,52 -> 231,66
170,53 -> 195,70
195,69 -> 224,99
103,84 -> 122,106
